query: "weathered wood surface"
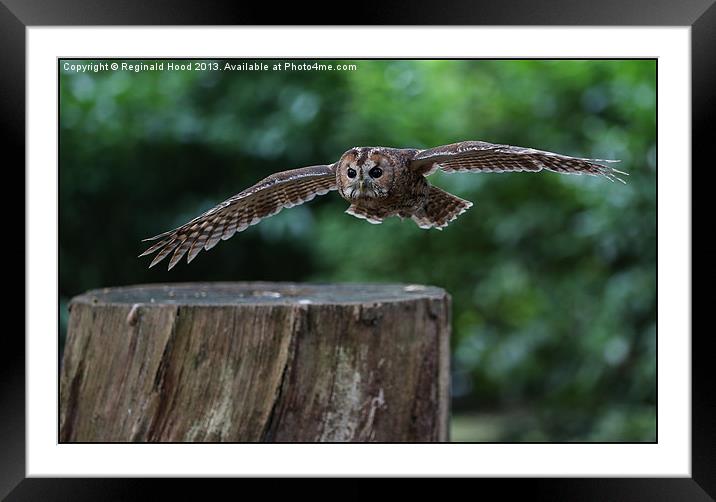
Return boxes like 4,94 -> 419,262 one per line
60,282 -> 451,442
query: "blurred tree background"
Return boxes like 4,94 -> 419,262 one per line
59,59 -> 656,442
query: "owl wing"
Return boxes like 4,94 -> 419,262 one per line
139,164 -> 337,270
410,140 -> 626,183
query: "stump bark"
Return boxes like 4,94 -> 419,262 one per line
60,282 -> 451,442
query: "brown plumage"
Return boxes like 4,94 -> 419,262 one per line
140,140 -> 625,269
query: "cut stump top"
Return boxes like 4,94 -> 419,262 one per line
70,282 -> 448,307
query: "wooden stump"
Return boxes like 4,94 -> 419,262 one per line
60,282 -> 451,442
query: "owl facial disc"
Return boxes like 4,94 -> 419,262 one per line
340,148 -> 390,200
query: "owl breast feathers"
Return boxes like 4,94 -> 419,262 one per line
140,140 -> 626,270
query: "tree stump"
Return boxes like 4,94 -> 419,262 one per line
60,282 -> 451,442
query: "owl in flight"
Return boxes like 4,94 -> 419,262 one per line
140,140 -> 626,270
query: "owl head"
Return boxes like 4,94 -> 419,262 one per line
336,147 -> 398,200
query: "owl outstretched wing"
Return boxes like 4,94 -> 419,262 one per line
139,164 -> 337,270
410,141 -> 627,183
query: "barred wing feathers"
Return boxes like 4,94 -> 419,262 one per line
411,141 -> 626,183
139,164 -> 337,270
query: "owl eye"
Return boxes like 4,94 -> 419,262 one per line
347,168 -> 357,178
369,167 -> 383,179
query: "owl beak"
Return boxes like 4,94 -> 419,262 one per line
359,180 -> 366,193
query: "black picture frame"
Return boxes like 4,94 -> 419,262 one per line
7,0 -> 711,497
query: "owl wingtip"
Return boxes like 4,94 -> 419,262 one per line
142,233 -> 168,242
605,168 -> 628,184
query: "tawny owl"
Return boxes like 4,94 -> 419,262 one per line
140,140 -> 625,270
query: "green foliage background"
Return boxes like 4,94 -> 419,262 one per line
59,59 -> 656,442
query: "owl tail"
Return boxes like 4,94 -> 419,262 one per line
411,186 -> 473,230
